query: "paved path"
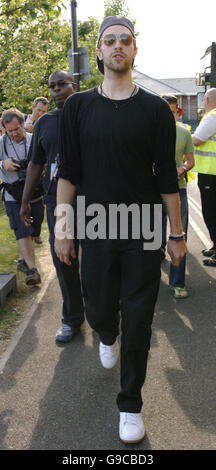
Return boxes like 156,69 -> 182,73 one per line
0,181 -> 216,450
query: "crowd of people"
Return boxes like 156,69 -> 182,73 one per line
1,14 -> 216,445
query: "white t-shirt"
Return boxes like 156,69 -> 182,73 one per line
194,112 -> 216,142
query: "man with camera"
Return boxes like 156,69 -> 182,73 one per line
0,108 -> 42,285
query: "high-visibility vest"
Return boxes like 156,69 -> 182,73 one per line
176,121 -> 195,182
194,108 -> 216,175
176,121 -> 191,131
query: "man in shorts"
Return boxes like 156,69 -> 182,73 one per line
0,108 -> 42,285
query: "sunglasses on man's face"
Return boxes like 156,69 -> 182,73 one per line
48,81 -> 73,89
102,33 -> 133,47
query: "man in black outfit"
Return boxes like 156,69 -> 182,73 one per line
20,69 -> 84,342
54,17 -> 186,443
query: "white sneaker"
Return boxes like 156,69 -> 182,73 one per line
119,412 -> 145,444
99,340 -> 119,369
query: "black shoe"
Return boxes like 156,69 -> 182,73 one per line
203,254 -> 216,267
17,258 -> 29,273
25,268 -> 41,285
202,247 -> 216,257
55,324 -> 80,343
33,236 -> 43,244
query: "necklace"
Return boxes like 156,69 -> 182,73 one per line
100,83 -> 137,100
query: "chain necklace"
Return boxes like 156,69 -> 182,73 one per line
100,83 -> 137,101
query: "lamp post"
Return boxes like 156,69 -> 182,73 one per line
70,1 -> 80,91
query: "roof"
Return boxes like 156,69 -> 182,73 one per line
133,70 -> 205,96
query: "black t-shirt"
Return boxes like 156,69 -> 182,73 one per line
57,87 -> 178,209
28,108 -> 61,197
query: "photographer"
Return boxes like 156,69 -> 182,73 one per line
0,108 -> 42,285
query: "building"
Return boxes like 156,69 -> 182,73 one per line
133,70 -> 205,130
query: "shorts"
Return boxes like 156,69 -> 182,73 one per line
4,199 -> 44,241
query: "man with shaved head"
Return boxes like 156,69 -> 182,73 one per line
192,88 -> 216,266
20,69 -> 84,341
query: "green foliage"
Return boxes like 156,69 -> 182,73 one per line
0,6 -> 102,111
104,0 -> 130,18
0,16 -> 72,113
0,0 -> 138,113
0,0 -> 65,22
104,0 -> 137,36
78,17 -> 102,91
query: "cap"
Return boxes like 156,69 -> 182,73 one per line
97,15 -> 135,75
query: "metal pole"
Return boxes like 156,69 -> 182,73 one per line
70,1 -> 80,91
210,42 -> 216,88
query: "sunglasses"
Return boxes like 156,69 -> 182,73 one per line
48,81 -> 73,89
102,33 -> 134,47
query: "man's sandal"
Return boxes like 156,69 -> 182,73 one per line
173,287 -> 189,299
202,247 -> 216,257
203,256 -> 216,267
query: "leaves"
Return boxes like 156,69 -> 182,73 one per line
0,15 -> 72,113
0,0 -> 138,113
0,0 -> 65,20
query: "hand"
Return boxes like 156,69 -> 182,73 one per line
177,166 -> 185,177
167,239 -> 187,266
54,237 -> 76,265
3,158 -> 21,172
20,202 -> 33,227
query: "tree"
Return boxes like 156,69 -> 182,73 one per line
0,16 -> 72,113
0,0 -> 69,113
103,0 -> 137,34
104,0 -> 130,18
0,0 -> 64,22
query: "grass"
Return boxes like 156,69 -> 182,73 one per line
0,292 -> 24,340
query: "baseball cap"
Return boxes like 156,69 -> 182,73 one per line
97,15 -> 135,74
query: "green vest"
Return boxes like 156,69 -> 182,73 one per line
194,108 -> 216,175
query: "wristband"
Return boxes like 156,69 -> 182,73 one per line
181,165 -> 187,171
0,160 -> 4,170
169,232 -> 185,241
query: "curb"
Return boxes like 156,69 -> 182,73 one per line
0,268 -> 55,373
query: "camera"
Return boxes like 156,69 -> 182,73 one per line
12,158 -> 28,181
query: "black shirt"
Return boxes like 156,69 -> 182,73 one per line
28,108 -> 61,197
57,87 -> 178,207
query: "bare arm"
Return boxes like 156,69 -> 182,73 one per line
191,135 -> 204,146
161,192 -> 187,266
177,151 -> 194,176
54,178 -> 77,265
20,161 -> 43,225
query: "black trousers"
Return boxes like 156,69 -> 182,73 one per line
46,200 -> 84,328
198,173 -> 216,246
81,238 -> 161,412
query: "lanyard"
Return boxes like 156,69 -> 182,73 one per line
3,133 -> 27,160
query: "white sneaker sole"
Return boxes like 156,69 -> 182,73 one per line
99,341 -> 119,369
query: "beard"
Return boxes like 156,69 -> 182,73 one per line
102,53 -> 134,74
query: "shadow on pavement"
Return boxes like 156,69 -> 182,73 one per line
29,325 -> 152,450
153,251 -> 216,437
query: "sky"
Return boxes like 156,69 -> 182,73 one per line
64,0 -> 216,79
